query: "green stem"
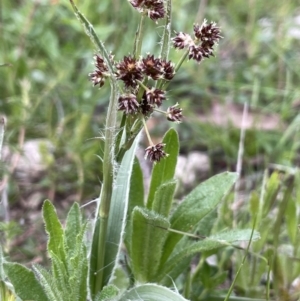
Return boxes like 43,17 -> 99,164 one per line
93,82 -> 118,294
175,49 -> 189,74
133,14 -> 145,58
142,117 -> 153,145
223,217 -> 257,301
158,49 -> 189,89
160,0 -> 172,60
271,177 -> 294,297
136,79 -> 149,91
156,0 -> 171,89
68,1 -> 119,296
69,0 -> 115,74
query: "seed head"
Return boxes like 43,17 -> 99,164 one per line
129,0 -> 165,21
118,94 -> 140,114
89,70 -> 106,87
188,45 -> 204,62
145,88 -> 166,107
116,55 -> 143,88
193,20 -> 222,44
166,103 -> 183,123
89,54 -> 109,87
140,54 -> 163,80
172,20 -> 222,63
161,59 -> 175,80
172,32 -> 194,49
94,54 -> 108,73
144,143 -> 168,162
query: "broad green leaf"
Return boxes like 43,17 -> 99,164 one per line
128,157 -> 145,218
161,172 -> 238,265
130,207 -> 170,282
3,263 -> 48,301
124,156 -> 144,253
65,202 -> 82,256
159,229 -> 260,283
103,136 -> 139,286
118,284 -> 189,301
152,179 -> 177,217
194,209 -> 218,236
146,128 -> 179,209
95,284 -> 119,301
206,296 -> 267,301
43,200 -> 65,263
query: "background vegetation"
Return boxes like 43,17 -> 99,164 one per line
1,0 -> 300,300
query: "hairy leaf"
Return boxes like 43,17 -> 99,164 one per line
160,229 -> 260,283
65,202 -> 82,256
130,207 -> 170,282
124,157 -> 145,252
43,200 -> 65,264
33,264 -> 63,301
152,179 -> 177,217
118,284 -> 189,301
4,263 -> 48,301
161,172 -> 238,265
95,284 -> 119,301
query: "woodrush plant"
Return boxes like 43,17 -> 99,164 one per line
1,1 -> 261,301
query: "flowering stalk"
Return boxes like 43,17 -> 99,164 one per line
71,0 -> 222,297
133,13 -> 146,58
68,1 -> 120,296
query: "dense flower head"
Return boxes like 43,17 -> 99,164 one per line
94,54 -> 108,73
161,59 -> 175,80
140,54 -> 163,80
145,88 -> 165,107
144,143 -> 168,162
89,70 -> 106,87
118,94 -> 140,114
193,20 -> 222,43
129,0 -> 165,21
89,54 -> 109,87
173,19 -> 222,63
166,103 -> 183,122
172,32 -> 194,49
116,55 -> 143,88
188,45 -> 204,62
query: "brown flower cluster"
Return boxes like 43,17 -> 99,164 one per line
88,55 -> 109,87
89,53 -> 182,162
116,54 -> 175,88
89,18 -> 222,162
172,19 -> 222,63
129,0 -> 165,21
144,143 -> 168,162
